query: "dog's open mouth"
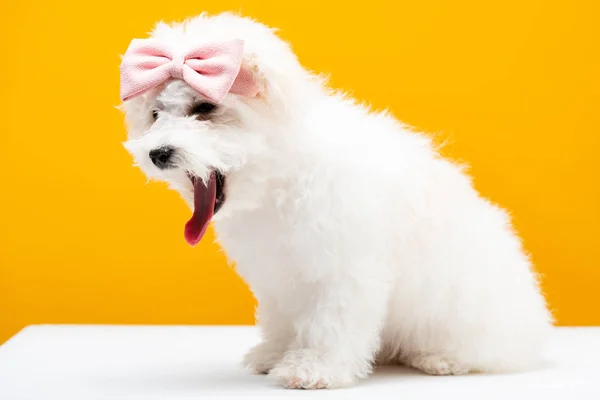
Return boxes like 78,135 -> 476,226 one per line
184,171 -> 225,247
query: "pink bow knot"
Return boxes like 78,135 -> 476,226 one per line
119,38 -> 259,104
169,55 -> 186,80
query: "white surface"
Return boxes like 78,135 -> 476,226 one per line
0,325 -> 598,399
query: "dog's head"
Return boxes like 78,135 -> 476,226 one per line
121,13 -> 312,245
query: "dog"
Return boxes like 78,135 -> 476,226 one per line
120,12 -> 552,389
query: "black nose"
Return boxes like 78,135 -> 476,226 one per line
149,146 -> 175,169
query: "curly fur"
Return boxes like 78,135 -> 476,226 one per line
121,12 -> 553,389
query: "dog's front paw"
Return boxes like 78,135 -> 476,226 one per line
243,341 -> 287,374
269,349 -> 363,389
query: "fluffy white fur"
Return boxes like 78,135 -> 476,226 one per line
121,12 -> 553,389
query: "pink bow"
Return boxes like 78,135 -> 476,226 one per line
119,38 -> 259,103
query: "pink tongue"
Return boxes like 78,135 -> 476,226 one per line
184,172 -> 217,246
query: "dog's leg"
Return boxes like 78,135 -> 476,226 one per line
243,298 -> 294,374
268,269 -> 391,389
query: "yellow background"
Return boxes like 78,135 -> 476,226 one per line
1,0 -> 598,344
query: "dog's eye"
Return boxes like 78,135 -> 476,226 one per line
151,110 -> 159,121
190,102 -> 216,116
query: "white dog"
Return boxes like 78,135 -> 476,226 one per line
120,12 -> 552,389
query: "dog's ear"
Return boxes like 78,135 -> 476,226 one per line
239,51 -> 294,115
240,53 -> 268,100
238,37 -> 307,112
